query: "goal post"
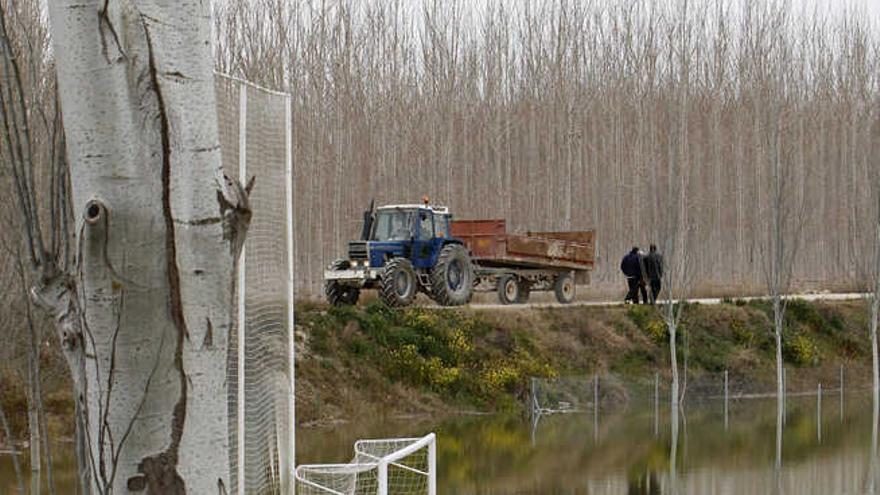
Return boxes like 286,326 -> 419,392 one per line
295,434 -> 437,495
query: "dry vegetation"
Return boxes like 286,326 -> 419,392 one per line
1,0 -> 879,490
214,0 -> 880,300
292,298 -> 874,424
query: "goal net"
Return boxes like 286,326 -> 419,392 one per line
215,73 -> 295,495
295,434 -> 437,495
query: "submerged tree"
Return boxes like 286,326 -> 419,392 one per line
31,0 -> 252,492
749,5 -> 809,472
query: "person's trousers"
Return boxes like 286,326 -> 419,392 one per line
650,279 -> 662,304
626,277 -> 641,303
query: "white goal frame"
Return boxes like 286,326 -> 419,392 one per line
295,433 -> 437,495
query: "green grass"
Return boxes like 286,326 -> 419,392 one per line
299,301 -> 556,409
294,298 -> 874,418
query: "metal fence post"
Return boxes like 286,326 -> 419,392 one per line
654,372 -> 659,437
840,364 -> 845,421
782,367 -> 787,425
236,84 -> 248,495
817,382 -> 822,443
724,369 -> 729,431
593,374 -> 599,442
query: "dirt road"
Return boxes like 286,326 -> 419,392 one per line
468,292 -> 867,311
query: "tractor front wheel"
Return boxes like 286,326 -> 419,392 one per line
325,259 -> 360,306
380,258 -> 418,307
431,244 -> 474,306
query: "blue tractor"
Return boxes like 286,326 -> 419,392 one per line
324,200 -> 474,307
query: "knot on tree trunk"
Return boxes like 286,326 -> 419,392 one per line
217,174 -> 254,259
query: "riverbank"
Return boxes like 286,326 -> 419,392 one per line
0,298 -> 876,441
294,298 -> 875,424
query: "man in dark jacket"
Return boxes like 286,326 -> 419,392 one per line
644,244 -> 664,304
620,247 -> 644,304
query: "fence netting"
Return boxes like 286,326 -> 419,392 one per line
295,435 -> 436,495
216,73 -> 294,495
532,365 -> 858,417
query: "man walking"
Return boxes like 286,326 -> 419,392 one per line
644,244 -> 664,304
621,247 -> 644,304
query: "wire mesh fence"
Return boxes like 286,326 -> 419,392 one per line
216,73 -> 294,495
531,364 -> 860,420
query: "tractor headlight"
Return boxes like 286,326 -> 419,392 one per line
350,260 -> 360,268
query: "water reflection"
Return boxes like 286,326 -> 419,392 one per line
867,392 -> 879,494
306,392 -> 875,494
2,393 -> 879,494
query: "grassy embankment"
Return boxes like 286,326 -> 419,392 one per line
0,298 -> 874,439
295,298 -> 874,424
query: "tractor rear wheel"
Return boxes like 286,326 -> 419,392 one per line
554,272 -> 576,304
430,244 -> 474,306
497,275 -> 520,305
380,258 -> 417,307
325,259 -> 360,306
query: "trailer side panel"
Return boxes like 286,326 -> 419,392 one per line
451,219 -> 595,272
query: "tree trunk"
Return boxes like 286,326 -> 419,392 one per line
668,303 -> 679,408
26,331 -> 41,495
774,295 -> 784,475
774,296 -> 785,399
872,295 -> 879,395
44,1 -> 245,492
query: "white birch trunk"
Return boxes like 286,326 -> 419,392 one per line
43,1 -> 245,492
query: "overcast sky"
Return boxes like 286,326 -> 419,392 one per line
795,0 -> 880,20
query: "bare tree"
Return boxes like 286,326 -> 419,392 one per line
0,1 -> 65,493
747,4 -> 809,472
211,0 -> 879,302
4,0 -> 256,492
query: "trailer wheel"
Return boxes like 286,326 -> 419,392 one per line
431,244 -> 474,306
325,259 -> 360,306
380,258 -> 417,307
497,275 -> 520,305
554,272 -> 576,304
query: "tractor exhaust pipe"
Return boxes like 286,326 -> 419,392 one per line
361,199 -> 375,240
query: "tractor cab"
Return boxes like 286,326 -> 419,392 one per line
367,205 -> 451,270
324,200 -> 474,307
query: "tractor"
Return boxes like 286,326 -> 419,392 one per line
323,200 -> 474,307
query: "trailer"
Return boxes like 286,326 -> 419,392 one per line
323,200 -> 595,307
451,219 -> 595,304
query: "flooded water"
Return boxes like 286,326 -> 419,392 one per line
297,393 -> 880,494
3,393 -> 880,494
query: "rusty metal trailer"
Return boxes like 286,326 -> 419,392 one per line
450,219 -> 595,304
